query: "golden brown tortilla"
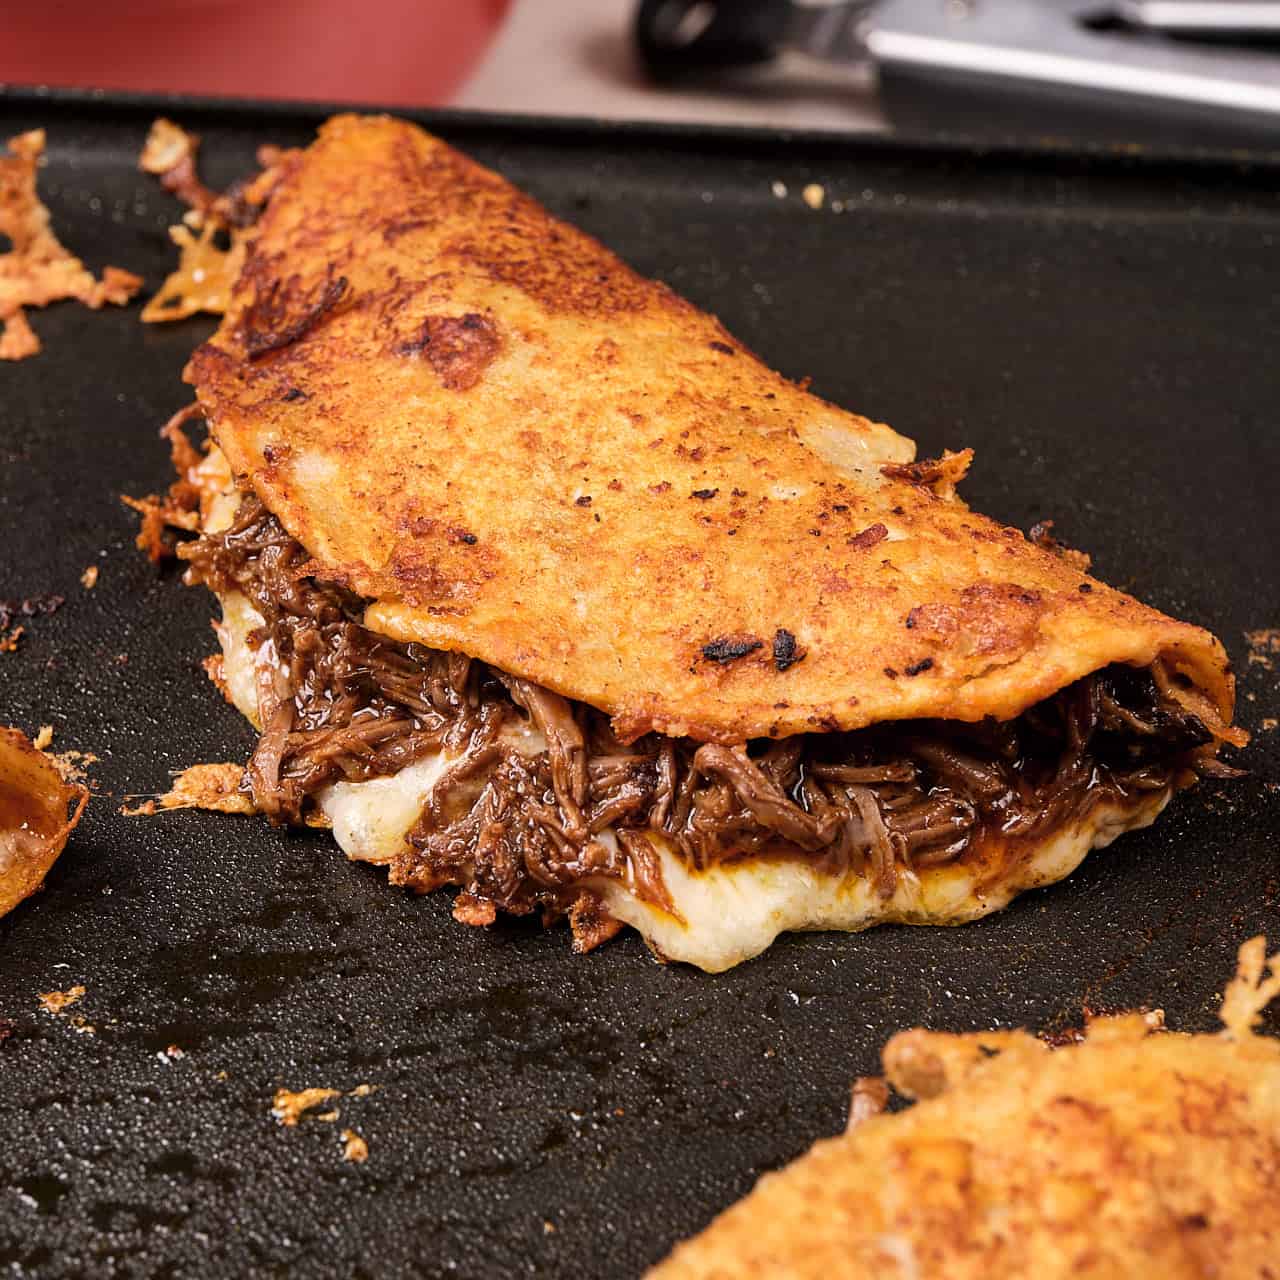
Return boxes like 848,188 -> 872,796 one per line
0,725 -> 87,920
186,114 -> 1232,747
650,937 -> 1280,1278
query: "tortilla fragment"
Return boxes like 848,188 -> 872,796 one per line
651,936 -> 1280,1279
0,129 -> 141,361
122,763 -> 255,817
138,118 -> 299,325
0,726 -> 88,921
341,1130 -> 369,1163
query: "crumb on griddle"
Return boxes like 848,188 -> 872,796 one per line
272,1086 -> 341,1127
340,1129 -> 369,1163
0,594 -> 65,653
1220,935 -> 1280,1038
37,985 -> 85,1015
1245,629 -> 1280,671
80,565 -> 98,590
48,750 -> 97,786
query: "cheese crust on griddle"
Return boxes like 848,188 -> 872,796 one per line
650,937 -> 1280,1278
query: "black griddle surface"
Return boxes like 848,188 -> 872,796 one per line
1,94 -> 1278,1279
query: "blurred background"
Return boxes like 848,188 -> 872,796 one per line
2,0 -> 1278,148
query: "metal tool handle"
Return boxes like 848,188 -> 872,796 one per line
1116,0 -> 1280,33
634,0 -> 788,81
635,0 -> 876,82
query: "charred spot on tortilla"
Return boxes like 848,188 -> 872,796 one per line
240,270 -> 350,359
881,449 -> 973,499
701,636 -> 765,666
772,629 -> 804,673
132,114 -> 1241,972
847,522 -> 887,551
394,312 -> 502,391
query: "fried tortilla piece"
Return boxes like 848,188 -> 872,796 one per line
0,726 -> 88,920
138,118 -> 221,218
141,221 -> 246,324
122,762 -> 256,818
0,129 -> 141,361
136,116 -> 1241,971
138,118 -> 297,324
651,936 -> 1280,1278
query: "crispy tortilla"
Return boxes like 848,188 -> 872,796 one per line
650,936 -> 1280,1278
0,129 -> 141,361
0,726 -> 88,920
188,114 -> 1231,746
138,119 -> 297,325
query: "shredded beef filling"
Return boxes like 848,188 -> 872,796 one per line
182,495 -> 1228,924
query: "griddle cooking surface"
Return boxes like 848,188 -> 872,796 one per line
1,94 -> 1277,1278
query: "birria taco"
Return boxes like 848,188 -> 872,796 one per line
135,115 -> 1241,971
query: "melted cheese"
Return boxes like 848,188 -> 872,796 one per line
213,582 -> 1170,972
214,586 -> 544,866
596,795 -> 1167,972
325,757 -> 454,865
213,591 -> 269,730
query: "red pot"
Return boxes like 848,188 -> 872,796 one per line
1,0 -> 511,106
